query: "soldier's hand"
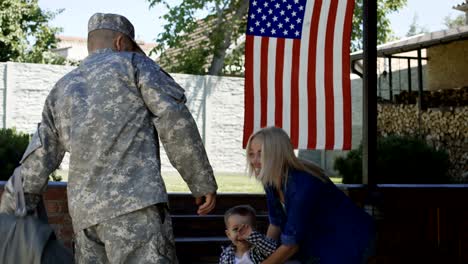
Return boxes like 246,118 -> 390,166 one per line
0,191 -> 16,214
195,192 -> 216,215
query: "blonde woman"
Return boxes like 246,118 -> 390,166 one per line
246,127 -> 375,264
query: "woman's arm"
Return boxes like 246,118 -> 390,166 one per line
261,244 -> 299,264
264,225 -> 298,264
266,224 -> 281,241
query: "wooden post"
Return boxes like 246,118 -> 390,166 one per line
407,58 -> 412,93
362,0 -> 377,186
388,56 -> 393,101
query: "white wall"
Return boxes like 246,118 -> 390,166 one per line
0,63 -> 6,127
0,62 -> 364,174
2,62 -> 75,131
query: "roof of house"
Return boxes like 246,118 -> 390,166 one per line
350,25 -> 468,61
56,35 -> 157,54
157,15 -> 220,70
454,1 -> 468,12
58,36 -> 87,43
157,11 -> 244,72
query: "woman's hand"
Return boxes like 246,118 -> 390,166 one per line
261,244 -> 299,264
266,224 -> 281,241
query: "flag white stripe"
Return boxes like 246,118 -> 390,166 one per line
333,0 -> 347,149
282,39 -> 293,137
253,36 -> 262,133
267,38 -> 277,127
315,0 -> 331,149
297,0 -> 315,149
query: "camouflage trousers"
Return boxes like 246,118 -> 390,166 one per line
75,204 -> 178,264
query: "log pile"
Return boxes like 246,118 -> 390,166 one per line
378,104 -> 468,182
394,86 -> 468,108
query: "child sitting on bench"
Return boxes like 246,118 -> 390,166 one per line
219,205 -> 277,264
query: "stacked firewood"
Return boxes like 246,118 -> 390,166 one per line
378,104 -> 468,182
394,86 -> 468,108
377,104 -> 419,135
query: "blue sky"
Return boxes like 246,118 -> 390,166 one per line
38,0 -> 465,43
38,0 -> 167,43
388,0 -> 463,37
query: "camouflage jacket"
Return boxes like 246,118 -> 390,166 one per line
0,49 -> 217,232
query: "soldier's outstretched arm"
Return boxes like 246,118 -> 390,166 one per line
135,56 -> 218,213
0,100 -> 65,213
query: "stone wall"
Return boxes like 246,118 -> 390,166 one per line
2,62 -> 75,130
377,104 -> 468,182
0,62 -> 248,173
0,62 -> 364,175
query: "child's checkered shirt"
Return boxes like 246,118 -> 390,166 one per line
219,231 -> 278,264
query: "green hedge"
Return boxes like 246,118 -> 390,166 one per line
0,128 -> 30,181
334,135 -> 451,184
0,128 -> 61,182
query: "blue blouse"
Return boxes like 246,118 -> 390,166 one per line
265,169 -> 375,264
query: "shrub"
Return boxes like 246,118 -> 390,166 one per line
334,135 -> 451,184
0,128 -> 30,181
0,128 -> 62,182
333,146 -> 362,184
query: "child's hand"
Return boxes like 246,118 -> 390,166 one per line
237,224 -> 253,240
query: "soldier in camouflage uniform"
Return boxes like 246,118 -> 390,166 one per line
0,13 -> 218,263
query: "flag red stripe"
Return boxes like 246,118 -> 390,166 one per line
342,0 -> 354,150
260,37 -> 269,128
290,39 -> 301,148
324,0 -> 338,149
275,38 -> 285,127
243,35 -> 255,147
307,0 -> 322,149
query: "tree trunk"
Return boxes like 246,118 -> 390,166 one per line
208,0 -> 249,75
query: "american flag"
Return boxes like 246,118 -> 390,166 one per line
243,0 -> 354,150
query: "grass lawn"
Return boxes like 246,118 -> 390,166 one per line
55,170 -> 342,193
163,172 -> 265,193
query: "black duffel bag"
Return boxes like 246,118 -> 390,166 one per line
0,171 -> 74,264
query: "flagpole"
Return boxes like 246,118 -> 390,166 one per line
362,0 -> 377,186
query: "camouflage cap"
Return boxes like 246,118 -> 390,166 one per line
88,13 -> 145,55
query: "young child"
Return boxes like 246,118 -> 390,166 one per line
219,205 -> 277,264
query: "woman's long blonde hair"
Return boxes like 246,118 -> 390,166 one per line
246,127 -> 328,189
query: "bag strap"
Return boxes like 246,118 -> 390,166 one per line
11,168 -> 27,217
11,167 -> 49,223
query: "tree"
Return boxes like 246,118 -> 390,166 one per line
147,0 -> 248,76
351,0 -> 407,51
0,0 -> 64,64
149,0 -> 407,76
406,13 -> 428,37
443,14 -> 465,29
